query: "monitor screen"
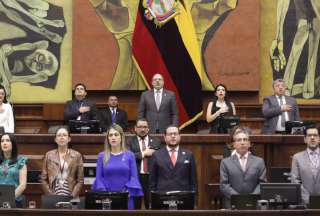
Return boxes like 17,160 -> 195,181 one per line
151,191 -> 195,210
285,121 -> 315,134
220,116 -> 240,131
260,183 -> 301,205
85,191 -> 128,209
68,120 -> 101,134
231,194 -> 260,210
0,185 -> 16,208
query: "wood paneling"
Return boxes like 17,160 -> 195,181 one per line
18,134 -> 306,209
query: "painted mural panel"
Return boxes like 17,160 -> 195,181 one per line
261,0 -> 320,102
74,0 -> 260,91
0,0 -> 72,103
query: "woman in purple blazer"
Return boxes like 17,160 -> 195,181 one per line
92,124 -> 143,209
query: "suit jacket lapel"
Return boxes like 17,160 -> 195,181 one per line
244,154 -> 253,174
231,155 -> 243,172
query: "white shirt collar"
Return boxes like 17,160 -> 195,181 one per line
154,88 -> 163,94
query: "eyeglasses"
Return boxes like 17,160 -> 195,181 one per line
306,134 -> 319,138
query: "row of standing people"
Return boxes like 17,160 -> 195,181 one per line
0,74 -> 302,135
64,73 -> 178,134
0,122 -> 197,209
63,76 -> 301,135
220,125 -> 320,208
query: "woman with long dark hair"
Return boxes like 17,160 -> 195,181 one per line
0,133 -> 27,207
206,84 -> 236,133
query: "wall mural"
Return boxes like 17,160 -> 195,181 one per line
0,0 -> 71,103
270,0 -> 320,99
89,0 -> 238,90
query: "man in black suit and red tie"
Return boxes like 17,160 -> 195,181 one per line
98,95 -> 128,132
149,126 -> 197,198
127,119 -> 162,209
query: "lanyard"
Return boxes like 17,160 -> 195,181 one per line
58,149 -> 69,174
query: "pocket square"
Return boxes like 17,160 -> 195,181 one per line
184,160 -> 190,164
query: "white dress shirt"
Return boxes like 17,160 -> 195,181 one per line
0,103 -> 14,133
138,136 -> 149,174
276,95 -> 289,131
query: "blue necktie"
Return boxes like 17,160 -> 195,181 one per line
111,108 -> 116,124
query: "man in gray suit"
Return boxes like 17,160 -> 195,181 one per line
262,79 -> 300,134
220,126 -> 267,208
291,126 -> 320,204
138,73 -> 179,133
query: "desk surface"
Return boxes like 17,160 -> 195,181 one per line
1,209 -> 320,216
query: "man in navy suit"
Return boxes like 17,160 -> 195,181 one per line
150,126 -> 197,195
127,119 -> 162,209
262,79 -> 300,134
98,95 -> 128,132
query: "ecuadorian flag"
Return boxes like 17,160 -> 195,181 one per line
132,0 -> 203,129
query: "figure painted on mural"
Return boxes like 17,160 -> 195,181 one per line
270,0 -> 320,99
190,0 -> 238,90
0,0 -> 65,44
90,0 -> 237,90
0,40 -> 58,99
90,0 -> 144,90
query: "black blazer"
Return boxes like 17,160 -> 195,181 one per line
150,147 -> 197,193
64,99 -> 97,122
127,135 -> 162,173
98,107 -> 128,132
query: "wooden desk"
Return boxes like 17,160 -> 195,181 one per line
16,134 -> 306,209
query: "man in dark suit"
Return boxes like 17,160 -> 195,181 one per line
291,126 -> 320,204
220,126 -> 266,209
262,79 -> 300,134
98,95 -> 128,132
64,83 -> 97,122
127,119 -> 162,209
138,73 -> 179,133
150,126 -> 197,196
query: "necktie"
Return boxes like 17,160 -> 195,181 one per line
111,108 -> 116,124
310,151 -> 319,177
279,96 -> 286,128
170,149 -> 176,166
141,139 -> 148,173
155,90 -> 161,110
240,156 -> 246,171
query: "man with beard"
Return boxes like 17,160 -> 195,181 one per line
149,126 -> 197,195
291,126 -> 320,204
127,119 -> 161,209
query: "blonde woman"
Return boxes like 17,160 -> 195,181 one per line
92,124 -> 143,209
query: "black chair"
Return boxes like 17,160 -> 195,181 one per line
41,195 -> 73,209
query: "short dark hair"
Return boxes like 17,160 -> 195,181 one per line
304,126 -> 319,137
164,125 -> 179,135
0,133 -> 18,165
74,83 -> 87,91
136,118 -> 148,125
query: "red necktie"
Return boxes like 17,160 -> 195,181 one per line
141,139 -> 148,173
170,149 -> 176,166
